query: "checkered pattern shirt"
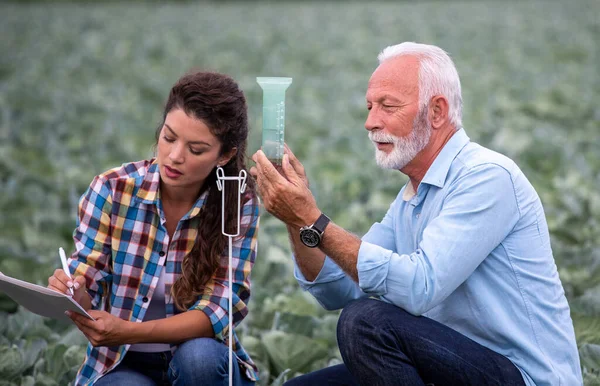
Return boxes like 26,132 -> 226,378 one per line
69,159 -> 260,385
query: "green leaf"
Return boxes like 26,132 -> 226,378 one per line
19,376 -> 34,386
583,371 -> 600,386
4,308 -> 57,342
0,294 -> 18,314
573,314 -> 600,346
56,327 -> 87,347
580,344 -> 600,374
274,313 -> 316,338
0,344 -> 26,381
19,339 -> 47,371
62,345 -> 86,369
270,369 -> 291,386
40,344 -> 69,381
262,331 -> 328,375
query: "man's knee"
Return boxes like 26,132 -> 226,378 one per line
170,337 -> 228,381
337,298 -> 415,353
337,298 -> 384,350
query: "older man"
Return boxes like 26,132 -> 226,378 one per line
251,42 -> 582,386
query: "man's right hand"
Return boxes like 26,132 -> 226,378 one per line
48,269 -> 88,306
283,144 -> 310,188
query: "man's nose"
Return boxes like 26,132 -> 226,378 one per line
364,108 -> 381,132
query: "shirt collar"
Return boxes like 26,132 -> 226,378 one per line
135,159 -> 208,219
186,191 -> 208,219
401,128 -> 470,201
421,128 -> 470,188
136,159 -> 161,204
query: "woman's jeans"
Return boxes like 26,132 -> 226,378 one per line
285,298 -> 526,386
94,337 -> 255,386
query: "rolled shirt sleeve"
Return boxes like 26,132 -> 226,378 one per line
291,199 -> 400,310
69,175 -> 114,310
357,164 -> 520,315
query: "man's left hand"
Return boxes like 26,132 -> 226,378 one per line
251,150 -> 321,228
67,310 -> 130,347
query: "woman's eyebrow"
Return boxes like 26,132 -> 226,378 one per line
165,124 -> 212,146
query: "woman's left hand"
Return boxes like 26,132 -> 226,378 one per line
67,310 -> 130,347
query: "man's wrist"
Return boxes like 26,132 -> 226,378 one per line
299,208 -> 322,229
299,212 -> 331,248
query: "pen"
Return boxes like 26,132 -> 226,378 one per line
59,247 -> 74,296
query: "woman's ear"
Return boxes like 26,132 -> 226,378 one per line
218,147 -> 238,167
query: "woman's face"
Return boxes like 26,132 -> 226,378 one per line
156,108 -> 235,197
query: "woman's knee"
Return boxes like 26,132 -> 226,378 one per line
170,337 -> 228,382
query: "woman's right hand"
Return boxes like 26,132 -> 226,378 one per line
48,269 -> 88,306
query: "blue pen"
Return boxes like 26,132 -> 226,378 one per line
59,247 -> 75,296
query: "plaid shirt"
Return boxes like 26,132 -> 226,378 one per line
69,159 -> 260,385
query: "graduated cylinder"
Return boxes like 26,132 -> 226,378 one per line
257,77 -> 292,165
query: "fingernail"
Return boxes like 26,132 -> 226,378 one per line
64,311 -> 70,316
74,282 -> 80,290
67,281 -> 73,288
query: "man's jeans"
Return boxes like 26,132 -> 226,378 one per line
285,298 -> 526,386
94,337 -> 255,386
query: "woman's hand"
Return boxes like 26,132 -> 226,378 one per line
47,269 -> 88,307
67,310 -> 131,347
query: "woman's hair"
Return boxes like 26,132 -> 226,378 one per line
155,71 -> 256,311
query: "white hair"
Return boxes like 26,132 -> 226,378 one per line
369,103 -> 431,170
378,42 -> 463,129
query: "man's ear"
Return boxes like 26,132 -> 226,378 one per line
429,95 -> 449,130
218,147 -> 238,167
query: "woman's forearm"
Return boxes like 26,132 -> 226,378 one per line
124,310 -> 214,345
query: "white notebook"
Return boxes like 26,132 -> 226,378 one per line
0,272 -> 95,323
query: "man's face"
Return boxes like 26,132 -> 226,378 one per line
365,55 -> 431,170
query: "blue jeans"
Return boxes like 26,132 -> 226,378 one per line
285,298 -> 526,386
94,338 -> 255,386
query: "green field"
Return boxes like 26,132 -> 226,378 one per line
0,1 -> 599,384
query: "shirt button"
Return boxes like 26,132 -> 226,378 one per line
159,251 -> 166,257
142,297 -> 149,303
415,213 -> 420,218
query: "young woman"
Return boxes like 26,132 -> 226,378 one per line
47,71 -> 259,386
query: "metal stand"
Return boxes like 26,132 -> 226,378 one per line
216,167 -> 247,386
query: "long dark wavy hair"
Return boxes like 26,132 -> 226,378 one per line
155,71 -> 257,311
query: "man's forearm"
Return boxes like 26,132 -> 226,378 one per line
287,224 -> 326,281
319,222 -> 361,282
287,221 -> 361,282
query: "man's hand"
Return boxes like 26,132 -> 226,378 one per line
283,144 -> 309,188
251,148 -> 320,228
67,310 -> 130,347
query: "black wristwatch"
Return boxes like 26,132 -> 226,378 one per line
299,213 -> 331,248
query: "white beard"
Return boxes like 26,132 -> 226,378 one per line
369,108 -> 432,170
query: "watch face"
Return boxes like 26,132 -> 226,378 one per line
300,229 -> 321,248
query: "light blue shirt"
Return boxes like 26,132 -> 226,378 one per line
294,129 -> 582,386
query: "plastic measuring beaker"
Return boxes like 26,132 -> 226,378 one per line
257,77 -> 292,165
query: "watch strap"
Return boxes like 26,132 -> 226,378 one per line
312,213 -> 331,234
